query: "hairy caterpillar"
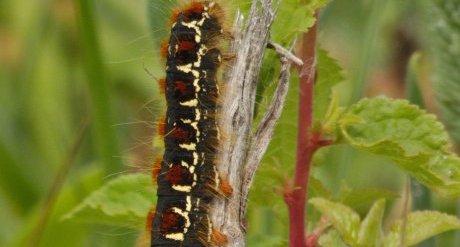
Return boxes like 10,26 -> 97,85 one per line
148,1 -> 232,246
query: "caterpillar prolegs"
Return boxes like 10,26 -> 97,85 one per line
149,1 -> 232,246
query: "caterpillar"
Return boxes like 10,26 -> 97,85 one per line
149,1 -> 232,246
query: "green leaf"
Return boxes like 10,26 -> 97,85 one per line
357,199 -> 385,247
309,0 -> 332,10
314,49 -> 344,123
310,197 -> 360,245
270,0 -> 331,43
384,211 -> 460,247
342,97 -> 448,154
318,229 -> 349,247
340,96 -> 460,198
63,173 -> 155,228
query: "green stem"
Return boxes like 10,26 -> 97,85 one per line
405,53 -> 434,247
27,122 -> 88,246
75,0 -> 123,173
0,141 -> 39,213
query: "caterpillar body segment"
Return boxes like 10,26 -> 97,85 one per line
151,1 -> 232,246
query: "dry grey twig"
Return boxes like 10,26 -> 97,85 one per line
210,0 -> 296,246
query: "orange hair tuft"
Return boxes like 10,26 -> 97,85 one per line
152,158 -> 162,181
157,117 -> 166,136
160,39 -> 169,59
185,2 -> 205,15
170,2 -> 205,24
169,8 -> 181,24
158,78 -> 166,95
219,176 -> 233,197
211,229 -> 228,246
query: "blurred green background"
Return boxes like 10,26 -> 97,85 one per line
0,0 -> 458,246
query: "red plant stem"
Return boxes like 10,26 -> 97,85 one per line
285,12 -> 319,247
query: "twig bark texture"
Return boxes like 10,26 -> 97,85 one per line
210,0 -> 292,246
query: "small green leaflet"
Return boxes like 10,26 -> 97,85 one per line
310,197 -> 360,245
314,49 -> 344,123
318,229 -> 348,247
357,199 -> 385,246
311,197 -> 460,247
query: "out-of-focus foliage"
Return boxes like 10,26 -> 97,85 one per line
431,0 -> 460,146
1,0 -> 460,246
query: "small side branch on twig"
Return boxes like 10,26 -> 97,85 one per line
268,41 -> 304,66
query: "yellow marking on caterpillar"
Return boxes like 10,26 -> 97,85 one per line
172,185 -> 192,192
179,99 -> 198,107
165,233 -> 184,241
179,143 -> 196,150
